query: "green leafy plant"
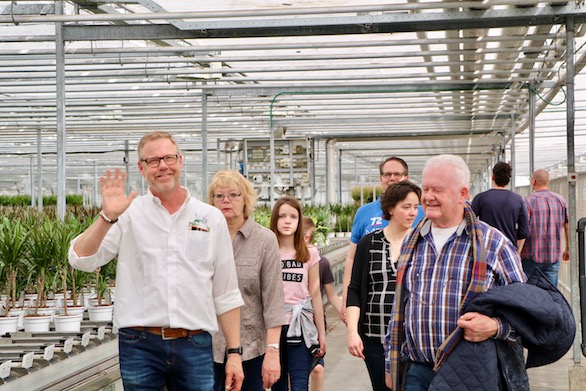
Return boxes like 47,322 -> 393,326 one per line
0,219 -> 29,310
351,186 -> 384,204
26,220 -> 57,314
252,204 -> 271,228
52,218 -> 84,315
341,204 -> 358,232
328,203 -> 344,232
303,204 -> 331,244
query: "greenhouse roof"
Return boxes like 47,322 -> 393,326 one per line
1,0 -> 586,198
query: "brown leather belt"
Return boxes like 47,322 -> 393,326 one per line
129,326 -> 204,340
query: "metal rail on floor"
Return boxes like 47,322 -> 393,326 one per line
0,326 -> 119,391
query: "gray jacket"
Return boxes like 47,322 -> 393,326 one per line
285,298 -> 319,351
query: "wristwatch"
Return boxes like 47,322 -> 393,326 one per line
266,343 -> 280,350
226,346 -> 243,355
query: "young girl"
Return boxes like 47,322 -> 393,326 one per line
270,196 -> 326,391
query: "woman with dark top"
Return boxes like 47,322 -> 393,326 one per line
346,181 -> 422,391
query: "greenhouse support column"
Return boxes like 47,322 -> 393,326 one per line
93,161 -> 99,207
510,114 -> 516,190
269,116 -> 275,206
338,149 -> 343,203
528,83 -> 536,178
29,155 -> 35,207
325,139 -> 337,204
310,138 -> 316,200
124,140 -> 130,195
565,16 -> 581,366
55,1 -> 66,221
37,129 -> 43,211
201,91 -> 208,201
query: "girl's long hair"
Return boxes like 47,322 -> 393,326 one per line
270,196 -> 310,263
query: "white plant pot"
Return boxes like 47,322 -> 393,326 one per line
24,293 -> 37,302
0,316 -> 19,334
44,299 -> 58,308
88,305 -> 114,322
23,315 -> 52,333
335,232 -> 345,237
7,308 -> 26,330
64,299 -> 78,307
56,306 -> 86,320
53,315 -> 82,333
326,232 -> 336,239
26,307 -> 56,321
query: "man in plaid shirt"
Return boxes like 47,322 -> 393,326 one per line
521,169 -> 570,288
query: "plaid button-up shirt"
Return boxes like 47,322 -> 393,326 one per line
521,189 -> 569,263
385,206 -> 526,390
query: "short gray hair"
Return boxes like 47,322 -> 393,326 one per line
423,154 -> 470,188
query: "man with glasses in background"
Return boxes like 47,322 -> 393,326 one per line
69,131 -> 245,391
341,156 -> 424,322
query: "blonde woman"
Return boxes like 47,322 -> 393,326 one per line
207,170 -> 285,391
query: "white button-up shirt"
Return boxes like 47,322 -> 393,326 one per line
69,189 -> 243,333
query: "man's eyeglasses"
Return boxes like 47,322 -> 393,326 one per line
140,154 -> 179,168
213,192 -> 242,201
381,172 -> 405,179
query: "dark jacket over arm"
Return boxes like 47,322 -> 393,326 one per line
429,269 -> 575,391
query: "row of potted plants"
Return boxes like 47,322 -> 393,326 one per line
0,206 -> 115,334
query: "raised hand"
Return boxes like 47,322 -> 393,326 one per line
100,168 -> 138,220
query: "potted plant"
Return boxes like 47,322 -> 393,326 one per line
0,218 -> 29,333
341,204 -> 357,236
88,264 -> 114,323
328,203 -> 344,236
52,218 -> 85,332
23,220 -> 56,332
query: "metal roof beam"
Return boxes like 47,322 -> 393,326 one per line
52,5 -> 586,40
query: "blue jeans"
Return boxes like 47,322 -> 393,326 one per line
272,325 -> 312,391
362,334 -> 391,391
118,328 -> 214,391
404,361 -> 435,391
522,258 -> 560,288
214,354 -> 264,391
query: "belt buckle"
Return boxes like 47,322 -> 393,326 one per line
161,328 -> 177,340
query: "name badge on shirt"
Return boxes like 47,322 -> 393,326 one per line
189,218 -> 209,232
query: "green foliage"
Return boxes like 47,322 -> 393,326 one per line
26,218 -> 58,311
350,186 -> 384,204
252,204 -> 271,228
253,202 -> 357,235
95,260 -> 117,305
0,206 -> 100,310
0,194 -> 84,206
303,204 -> 331,245
0,218 -> 30,309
